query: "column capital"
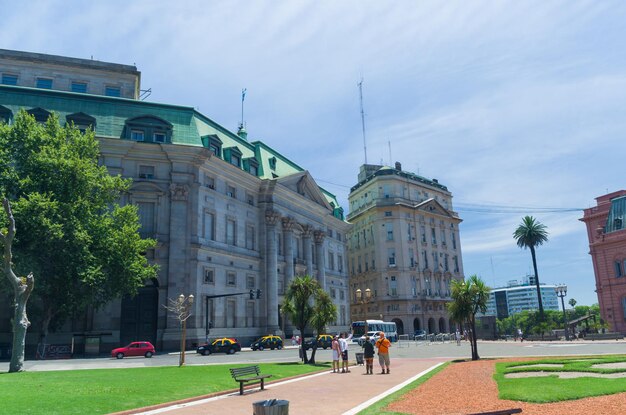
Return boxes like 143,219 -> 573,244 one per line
281,216 -> 297,231
301,224 -> 314,238
265,209 -> 280,226
313,230 -> 326,244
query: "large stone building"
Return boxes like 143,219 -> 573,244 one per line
0,49 -> 351,354
347,163 -> 464,335
581,190 -> 626,334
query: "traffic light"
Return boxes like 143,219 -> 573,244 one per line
249,289 -> 255,300
256,289 -> 262,299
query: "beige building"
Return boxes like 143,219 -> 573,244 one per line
347,163 -> 465,335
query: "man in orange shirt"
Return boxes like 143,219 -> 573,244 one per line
375,332 -> 392,374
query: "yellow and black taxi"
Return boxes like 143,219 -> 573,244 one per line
250,335 -> 283,351
196,337 -> 241,355
303,334 -> 334,350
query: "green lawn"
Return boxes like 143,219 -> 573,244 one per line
495,355 -> 626,403
0,362 -> 329,415
356,362 -> 449,415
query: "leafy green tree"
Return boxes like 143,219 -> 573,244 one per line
281,275 -> 336,364
513,216 -> 549,320
448,275 -> 490,360
0,111 -> 158,350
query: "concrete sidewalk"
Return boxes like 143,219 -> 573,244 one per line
131,357 -> 448,415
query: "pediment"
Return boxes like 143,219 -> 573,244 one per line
277,171 -> 332,211
414,198 -> 454,218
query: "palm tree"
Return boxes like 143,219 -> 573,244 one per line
281,275 -> 337,364
513,216 -> 549,320
447,275 -> 490,360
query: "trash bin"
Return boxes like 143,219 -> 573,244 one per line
252,399 -> 289,415
355,352 -> 364,365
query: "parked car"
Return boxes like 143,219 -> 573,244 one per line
250,335 -> 283,351
303,334 -> 334,350
111,341 -> 155,359
357,331 -> 382,346
414,330 -> 427,340
196,338 -> 241,355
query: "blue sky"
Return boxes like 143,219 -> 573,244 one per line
3,0 -> 626,306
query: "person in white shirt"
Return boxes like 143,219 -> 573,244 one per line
338,332 -> 353,373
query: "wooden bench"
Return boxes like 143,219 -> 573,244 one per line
586,333 -> 624,341
467,409 -> 522,415
230,365 -> 273,395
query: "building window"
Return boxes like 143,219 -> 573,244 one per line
615,261 -> 623,278
138,165 -> 154,179
246,193 -> 255,206
136,202 -> 155,238
105,86 -> 121,97
71,82 -> 87,93
131,130 -> 145,141
451,231 -> 457,249
386,223 -> 394,241
226,185 -> 236,198
246,224 -> 255,250
388,248 -> 396,266
331,288 -> 336,299
328,252 -> 335,270
203,212 -> 215,240
431,228 -> 437,245
441,229 -> 446,245
230,153 -> 240,167
338,255 -> 343,272
203,268 -> 214,284
423,251 -> 429,270
269,157 -> 277,170
371,251 -> 376,270
36,78 -> 53,89
227,272 -> 237,286
453,256 -> 459,273
444,254 -> 449,272
204,176 -> 215,189
384,211 -> 392,217
153,132 -> 166,143
433,252 -> 439,271
246,275 -> 255,289
364,253 -> 369,271
226,219 -> 236,246
340,290 -> 345,300
1,73 -> 18,85
390,276 -> 397,296
421,226 -> 426,243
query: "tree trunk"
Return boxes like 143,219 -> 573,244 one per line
308,344 -> 317,364
530,246 -> 544,321
298,326 -> 309,363
38,306 -> 54,355
2,198 -> 35,373
470,316 -> 479,361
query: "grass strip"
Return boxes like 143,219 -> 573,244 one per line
356,362 -> 450,415
0,361 -> 329,415
495,355 -> 626,403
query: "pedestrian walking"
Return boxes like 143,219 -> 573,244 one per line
518,328 -> 524,342
455,329 -> 461,346
362,335 -> 375,374
339,332 -> 353,373
331,335 -> 340,373
374,332 -> 392,374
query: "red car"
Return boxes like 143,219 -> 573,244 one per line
111,341 -> 155,359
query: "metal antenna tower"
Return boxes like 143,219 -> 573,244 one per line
358,78 -> 368,164
240,88 -> 247,129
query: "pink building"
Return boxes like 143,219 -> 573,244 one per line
581,190 -> 626,334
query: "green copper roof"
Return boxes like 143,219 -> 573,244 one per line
0,84 -> 344,218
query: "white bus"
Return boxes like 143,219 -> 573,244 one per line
351,320 -> 398,342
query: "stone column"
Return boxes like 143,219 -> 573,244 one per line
265,209 -> 280,332
302,225 -> 314,277
282,217 -> 296,288
314,230 -> 326,290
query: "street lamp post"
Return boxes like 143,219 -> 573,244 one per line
178,294 -> 194,366
355,288 -> 372,333
555,285 -> 568,341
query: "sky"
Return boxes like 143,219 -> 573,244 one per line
3,0 -> 626,306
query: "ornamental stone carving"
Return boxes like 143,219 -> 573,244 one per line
301,224 -> 314,238
313,230 -> 326,244
281,217 -> 297,231
265,209 -> 281,226
169,183 -> 189,201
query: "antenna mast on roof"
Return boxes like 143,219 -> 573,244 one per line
240,88 -> 247,129
388,140 -> 392,166
358,78 -> 368,164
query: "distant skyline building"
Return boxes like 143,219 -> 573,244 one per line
347,162 -> 464,335
483,275 -> 560,319
581,190 -> 626,335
